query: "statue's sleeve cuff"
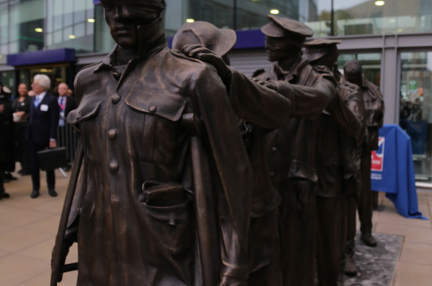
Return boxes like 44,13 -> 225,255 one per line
274,81 -> 296,117
220,265 -> 249,284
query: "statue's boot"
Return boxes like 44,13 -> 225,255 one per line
344,239 -> 357,276
361,231 -> 377,247
344,256 -> 357,277
337,273 -> 345,286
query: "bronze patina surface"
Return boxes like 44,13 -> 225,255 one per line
52,1 -> 255,285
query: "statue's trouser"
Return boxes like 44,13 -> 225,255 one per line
248,254 -> 282,286
248,208 -> 283,286
346,149 -> 373,256
358,149 -> 374,235
346,197 -> 356,259
316,196 -> 346,286
279,179 -> 316,286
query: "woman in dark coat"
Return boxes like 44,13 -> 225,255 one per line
0,81 -> 14,198
11,83 -> 31,175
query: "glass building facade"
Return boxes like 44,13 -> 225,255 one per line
399,52 -> 432,183
1,0 -> 432,59
1,0 -> 432,184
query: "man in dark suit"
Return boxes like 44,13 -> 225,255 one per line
27,74 -> 60,198
57,83 -> 77,123
57,83 -> 77,171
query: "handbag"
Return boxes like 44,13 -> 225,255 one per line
37,147 -> 68,171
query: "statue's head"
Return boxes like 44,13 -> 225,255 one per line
261,15 -> 313,63
344,60 -> 363,86
303,38 -> 341,68
99,0 -> 166,49
172,21 -> 237,65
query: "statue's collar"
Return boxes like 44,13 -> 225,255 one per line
93,17 -> 166,73
273,58 -> 308,82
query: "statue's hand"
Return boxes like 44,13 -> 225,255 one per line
251,78 -> 279,92
181,44 -> 232,83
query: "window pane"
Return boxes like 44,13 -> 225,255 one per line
164,0 -> 234,38
94,4 -> 115,53
399,52 -> 432,183
334,0 -> 432,36
46,0 -> 94,54
236,0 -> 330,37
9,0 -> 45,53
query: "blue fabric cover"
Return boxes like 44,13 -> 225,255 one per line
371,124 -> 427,220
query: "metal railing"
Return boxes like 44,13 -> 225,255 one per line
56,123 -> 78,167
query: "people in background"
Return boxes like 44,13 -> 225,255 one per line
57,83 -> 77,171
12,84 -> 31,176
26,74 -> 60,199
0,81 -> 13,198
57,83 -> 77,127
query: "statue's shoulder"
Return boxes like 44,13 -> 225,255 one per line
167,49 -> 218,80
168,49 -> 208,71
74,62 -> 101,86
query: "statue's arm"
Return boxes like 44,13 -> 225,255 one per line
275,76 -> 336,119
191,65 -> 252,285
228,68 -> 292,130
328,88 -> 364,142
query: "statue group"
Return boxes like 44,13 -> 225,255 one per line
51,1 -> 385,285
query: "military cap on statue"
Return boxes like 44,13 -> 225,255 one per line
261,14 -> 314,39
172,21 -> 237,57
100,0 -> 166,11
303,38 -> 342,63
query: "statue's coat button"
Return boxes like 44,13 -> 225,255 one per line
149,106 -> 157,113
113,72 -> 121,80
108,129 -> 117,139
109,161 -> 119,172
112,94 -> 121,104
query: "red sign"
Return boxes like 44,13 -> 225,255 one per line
371,137 -> 385,172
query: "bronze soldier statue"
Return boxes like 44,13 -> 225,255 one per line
51,1 -> 264,285
304,39 -> 365,286
254,15 -> 337,286
343,59 -> 385,275
173,21 -> 296,286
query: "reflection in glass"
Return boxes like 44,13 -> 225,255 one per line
95,4 -> 115,53
165,0 -> 234,38
236,0 -> 319,31
400,52 -> 432,182
0,71 -> 16,96
333,0 -> 432,36
9,0 -> 46,54
46,0 -> 94,54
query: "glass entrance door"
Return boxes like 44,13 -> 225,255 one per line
17,64 -> 68,95
399,52 -> 432,182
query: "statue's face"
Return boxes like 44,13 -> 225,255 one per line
344,72 -> 363,87
100,0 -> 157,49
265,37 -> 290,62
